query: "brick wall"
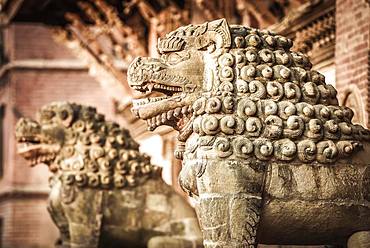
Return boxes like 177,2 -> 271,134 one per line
0,198 -> 58,248
9,23 -> 76,61
336,0 -> 370,126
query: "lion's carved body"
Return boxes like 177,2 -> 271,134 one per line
15,102 -> 202,248
48,178 -> 200,248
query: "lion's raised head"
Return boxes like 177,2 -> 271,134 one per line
128,19 -> 231,132
128,19 -> 370,164
15,102 -> 161,188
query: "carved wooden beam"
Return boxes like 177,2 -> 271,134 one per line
0,0 -> 23,25
271,0 -> 335,65
123,0 -> 189,45
292,9 -> 335,53
123,0 -> 156,22
54,28 -> 132,103
64,13 -> 132,93
236,0 -> 278,28
194,0 -> 223,20
61,0 -> 153,99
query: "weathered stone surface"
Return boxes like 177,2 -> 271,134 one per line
128,18 -> 370,247
15,102 -> 203,248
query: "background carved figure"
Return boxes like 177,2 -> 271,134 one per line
128,19 -> 370,247
14,102 -> 202,248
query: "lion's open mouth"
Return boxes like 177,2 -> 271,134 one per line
128,56 -> 197,134
132,93 -> 193,131
131,79 -> 194,131
16,136 -> 58,166
130,81 -> 182,95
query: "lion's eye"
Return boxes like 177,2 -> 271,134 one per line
41,110 -> 55,120
167,53 -> 182,64
59,110 -> 69,120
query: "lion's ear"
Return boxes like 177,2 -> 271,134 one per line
57,104 -> 74,127
195,18 -> 231,50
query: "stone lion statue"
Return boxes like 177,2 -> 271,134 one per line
127,18 -> 370,247
15,102 -> 203,248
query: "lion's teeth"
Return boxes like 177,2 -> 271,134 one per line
182,106 -> 188,114
132,98 -> 150,107
148,84 -> 154,92
174,108 -> 181,117
167,110 -> 174,120
161,113 -> 167,123
156,115 -> 161,125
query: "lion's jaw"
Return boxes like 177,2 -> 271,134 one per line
15,118 -> 61,167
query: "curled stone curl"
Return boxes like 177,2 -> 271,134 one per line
264,100 -> 278,116
249,80 -> 266,99
214,137 -> 233,158
263,115 -> 283,139
297,140 -> 316,162
193,97 -> 207,115
284,82 -> 301,103
237,99 -> 257,118
317,140 -> 338,163
337,140 -> 361,157
220,116 -> 245,135
278,101 -> 296,119
245,117 -> 262,137
267,81 -> 284,100
219,66 -> 234,81
223,96 -> 235,113
273,138 -> 297,161
201,116 -> 219,135
233,137 -> 254,158
284,115 -> 304,139
254,139 -> 274,160
206,97 -> 222,114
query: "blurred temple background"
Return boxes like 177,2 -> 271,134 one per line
0,0 -> 368,247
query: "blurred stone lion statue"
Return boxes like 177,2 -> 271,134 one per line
15,102 -> 203,248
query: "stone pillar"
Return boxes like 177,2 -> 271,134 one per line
335,0 -> 370,126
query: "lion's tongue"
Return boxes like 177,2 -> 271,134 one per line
132,96 -> 186,120
17,143 -> 60,160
